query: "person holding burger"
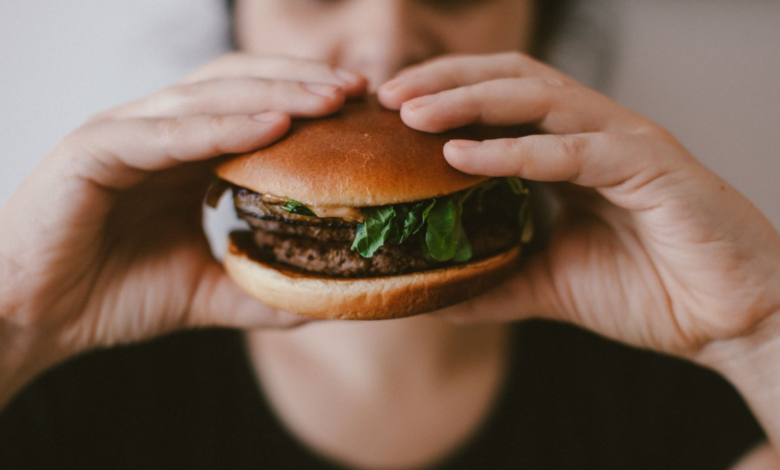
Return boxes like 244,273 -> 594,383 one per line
1,1 -> 779,468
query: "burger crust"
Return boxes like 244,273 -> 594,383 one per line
224,233 -> 522,320
215,96 -> 526,207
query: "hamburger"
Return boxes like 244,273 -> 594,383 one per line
208,96 -> 533,320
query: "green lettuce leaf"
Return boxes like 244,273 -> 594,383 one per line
351,206 -> 396,258
505,177 -> 534,242
396,200 -> 436,244
423,198 -> 472,262
505,177 -> 527,196
350,177 -> 531,262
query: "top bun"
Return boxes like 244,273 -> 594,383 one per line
215,95 -> 525,207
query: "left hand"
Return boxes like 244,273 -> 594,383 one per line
377,52 -> 780,359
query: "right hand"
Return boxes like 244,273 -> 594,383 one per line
0,53 -> 367,388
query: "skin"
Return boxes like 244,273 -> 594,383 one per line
1,0 -> 780,468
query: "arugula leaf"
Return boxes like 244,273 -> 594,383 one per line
282,199 -> 317,217
504,177 -> 534,242
424,198 -> 472,262
398,200 -> 436,244
351,206 -> 396,258
472,179 -> 499,213
368,200 -> 438,249
350,177 -> 531,262
386,204 -> 409,246
505,177 -> 527,196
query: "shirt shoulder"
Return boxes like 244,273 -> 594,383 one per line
447,320 -> 764,470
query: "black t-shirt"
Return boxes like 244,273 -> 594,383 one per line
0,320 -> 764,469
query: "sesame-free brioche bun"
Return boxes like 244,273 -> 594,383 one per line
215,95 -> 522,207
215,96 -> 530,320
225,232 -> 522,320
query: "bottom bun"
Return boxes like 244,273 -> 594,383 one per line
224,232 -> 522,320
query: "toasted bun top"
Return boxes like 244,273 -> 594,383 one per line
215,95 -> 525,207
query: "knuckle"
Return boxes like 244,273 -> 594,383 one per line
458,86 -> 485,120
138,85 -> 196,116
505,50 -> 531,69
505,139 -> 529,173
193,52 -> 243,74
416,53 -> 467,73
157,83 -> 199,108
257,55 -> 289,75
440,53 -> 473,66
556,135 -> 588,169
154,118 -> 187,157
528,76 -> 567,95
455,83 -> 478,102
206,114 -> 230,130
541,77 -> 567,89
630,121 -> 671,140
55,122 -> 101,158
526,76 -> 552,93
424,54 -> 456,67
205,116 -> 235,154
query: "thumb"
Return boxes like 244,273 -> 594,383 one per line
187,262 -> 311,330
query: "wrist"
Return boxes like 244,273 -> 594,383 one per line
696,312 -> 780,446
0,324 -> 63,409
0,256 -> 71,409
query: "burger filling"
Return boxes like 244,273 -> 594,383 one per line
211,178 -> 533,278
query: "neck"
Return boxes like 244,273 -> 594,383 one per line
244,315 -> 511,469
246,315 -> 509,386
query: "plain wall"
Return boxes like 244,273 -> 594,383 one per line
610,0 -> 780,228
0,0 -> 231,205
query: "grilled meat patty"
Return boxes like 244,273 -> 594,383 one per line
233,188 -> 521,278
247,221 -> 518,277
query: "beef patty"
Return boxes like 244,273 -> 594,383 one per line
233,187 -> 522,278
238,217 -> 520,278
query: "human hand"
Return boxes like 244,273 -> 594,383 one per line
0,53 -> 367,393
378,52 -> 780,358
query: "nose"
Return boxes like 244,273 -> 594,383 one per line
340,0 -> 429,90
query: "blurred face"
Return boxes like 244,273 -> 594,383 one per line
235,0 -> 535,87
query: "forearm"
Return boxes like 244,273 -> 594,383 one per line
699,314 -> 780,450
0,325 -> 52,410
0,253 -> 62,410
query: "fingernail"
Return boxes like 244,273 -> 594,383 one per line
405,94 -> 439,110
302,82 -> 340,98
448,140 -> 481,149
252,111 -> 284,123
334,68 -> 363,85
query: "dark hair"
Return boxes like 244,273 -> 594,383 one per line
225,0 -> 572,59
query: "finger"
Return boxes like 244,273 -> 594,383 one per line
430,256 -> 561,326
58,112 -> 291,193
188,262 -> 310,330
184,53 -> 368,98
378,52 -> 569,110
6,112 -> 288,252
102,78 -> 346,120
443,132 -> 689,208
399,77 -> 643,135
